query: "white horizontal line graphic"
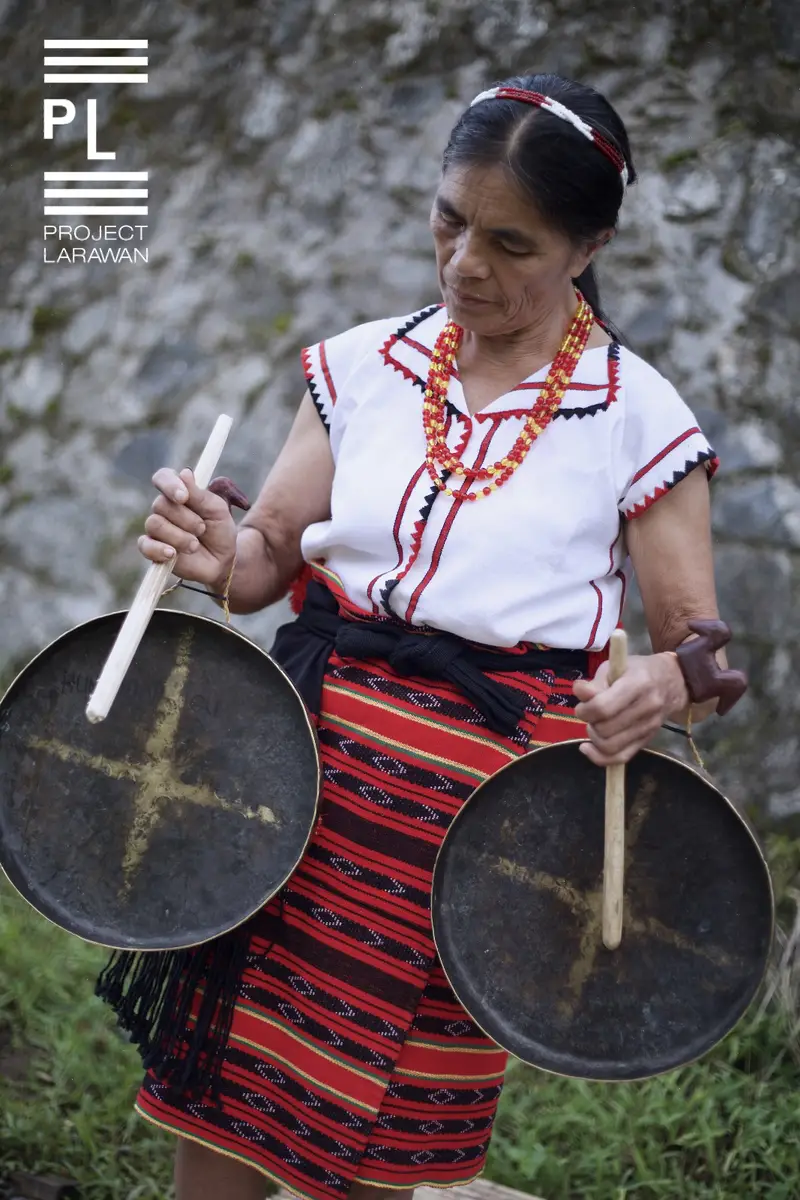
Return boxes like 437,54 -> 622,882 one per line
44,39 -> 148,48
44,73 -> 148,83
44,206 -> 149,215
44,189 -> 148,198
44,56 -> 149,66
44,171 -> 149,180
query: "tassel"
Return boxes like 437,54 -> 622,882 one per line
95,924 -> 252,1105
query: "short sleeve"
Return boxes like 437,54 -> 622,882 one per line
616,350 -> 719,519
301,317 -> 393,449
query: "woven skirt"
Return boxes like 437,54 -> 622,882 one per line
135,642 -> 588,1198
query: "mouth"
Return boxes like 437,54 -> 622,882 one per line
449,288 -> 493,307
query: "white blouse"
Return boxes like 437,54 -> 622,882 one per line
299,304 -> 717,652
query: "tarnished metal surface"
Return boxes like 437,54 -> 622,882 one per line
0,610 -> 319,951
432,742 -> 774,1081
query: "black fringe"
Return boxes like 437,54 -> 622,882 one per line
94,924 -> 252,1105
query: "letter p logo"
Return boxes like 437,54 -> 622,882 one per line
44,99 -> 76,139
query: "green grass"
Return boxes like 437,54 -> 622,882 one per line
487,1017 -> 800,1199
2,835 -> 800,1199
0,884 -> 175,1198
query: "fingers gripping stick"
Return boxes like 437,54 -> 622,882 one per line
85,415 -> 234,724
602,629 -> 628,951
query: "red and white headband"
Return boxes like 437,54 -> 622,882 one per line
470,86 -> 629,188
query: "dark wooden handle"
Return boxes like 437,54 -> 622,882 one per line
674,620 -> 748,716
208,476 -> 251,512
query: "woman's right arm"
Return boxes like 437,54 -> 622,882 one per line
140,392 -> 333,615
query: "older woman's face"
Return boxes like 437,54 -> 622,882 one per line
430,162 -> 596,331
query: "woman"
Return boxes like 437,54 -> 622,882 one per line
102,73 -> 739,1200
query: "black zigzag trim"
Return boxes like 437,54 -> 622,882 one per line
417,477 -> 442,523
305,370 -> 329,433
664,448 -> 718,492
395,303 -> 443,340
626,448 -> 718,517
378,469 -> 452,618
556,397 -> 612,420
378,401 -> 463,618
385,304 -> 444,392
378,577 -> 403,618
556,340 -> 620,420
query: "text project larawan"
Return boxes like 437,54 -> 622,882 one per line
43,223 -> 149,263
42,38 -> 149,266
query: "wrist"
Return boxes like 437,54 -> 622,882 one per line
658,650 -> 691,715
206,550 -> 237,610
210,546 -> 237,590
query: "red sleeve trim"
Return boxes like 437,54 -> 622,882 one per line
628,427 -> 700,488
319,339 -> 337,406
625,449 -> 718,520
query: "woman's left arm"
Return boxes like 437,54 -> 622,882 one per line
574,466 -> 725,766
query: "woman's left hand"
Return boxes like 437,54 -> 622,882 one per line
572,652 -> 689,766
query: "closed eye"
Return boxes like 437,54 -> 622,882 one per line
498,240 -> 532,256
434,199 -> 536,254
435,204 -> 463,228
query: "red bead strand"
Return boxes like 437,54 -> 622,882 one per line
422,291 -> 595,501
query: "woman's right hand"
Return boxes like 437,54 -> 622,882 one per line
139,467 -> 239,588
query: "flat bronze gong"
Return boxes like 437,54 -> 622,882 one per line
0,609 -> 319,952
431,741 -> 774,1081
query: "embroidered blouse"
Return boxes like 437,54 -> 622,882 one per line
299,304 -> 718,652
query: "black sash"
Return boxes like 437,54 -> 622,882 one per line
271,579 -> 589,737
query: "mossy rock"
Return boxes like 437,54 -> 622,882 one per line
661,147 -> 699,172
31,306 -> 71,337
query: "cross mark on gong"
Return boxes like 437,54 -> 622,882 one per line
492,777 -> 739,1020
27,626 -> 278,899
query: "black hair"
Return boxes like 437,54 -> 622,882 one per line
442,72 -> 636,335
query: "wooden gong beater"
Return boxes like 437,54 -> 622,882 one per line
0,418 -> 321,952
431,629 -> 773,1081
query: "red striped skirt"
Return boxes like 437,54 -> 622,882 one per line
135,595 -> 590,1198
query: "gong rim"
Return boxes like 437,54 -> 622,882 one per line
431,740 -> 775,1082
0,606 -> 322,952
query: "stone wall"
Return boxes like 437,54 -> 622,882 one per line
0,0 -> 798,821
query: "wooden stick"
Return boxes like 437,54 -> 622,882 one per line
602,628 -> 628,950
85,415 -> 234,724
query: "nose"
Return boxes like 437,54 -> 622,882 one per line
450,230 -> 491,280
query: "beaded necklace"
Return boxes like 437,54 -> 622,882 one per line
422,291 -> 595,500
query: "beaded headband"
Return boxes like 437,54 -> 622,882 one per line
470,86 -> 629,188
